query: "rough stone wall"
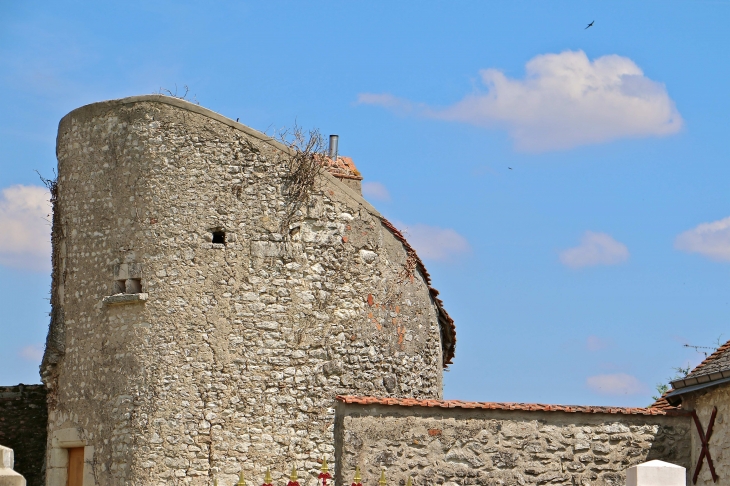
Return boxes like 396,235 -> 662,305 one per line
336,403 -> 691,486
44,96 -> 446,486
682,385 -> 730,485
0,385 -> 47,486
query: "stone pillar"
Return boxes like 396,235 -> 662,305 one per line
626,459 -> 685,486
0,445 -> 27,486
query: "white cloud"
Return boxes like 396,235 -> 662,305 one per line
0,185 -> 52,271
356,93 -> 420,115
362,182 -> 391,202
358,50 -> 682,152
19,344 -> 44,362
398,222 -> 471,261
559,231 -> 629,269
586,335 -> 612,352
675,216 -> 730,261
586,373 -> 647,395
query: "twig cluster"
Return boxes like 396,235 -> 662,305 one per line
156,84 -> 199,105
277,125 -> 327,232
398,249 -> 419,284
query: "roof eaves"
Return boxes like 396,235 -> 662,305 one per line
664,375 -> 730,405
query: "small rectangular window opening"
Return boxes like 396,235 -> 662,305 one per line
212,230 -> 226,245
112,263 -> 143,295
114,278 -> 141,294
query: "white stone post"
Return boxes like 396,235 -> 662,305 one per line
626,460 -> 685,486
0,445 -> 27,486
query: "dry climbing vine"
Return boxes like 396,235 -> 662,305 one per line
277,125 -> 327,232
398,248 -> 419,284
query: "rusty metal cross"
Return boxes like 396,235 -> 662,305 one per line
692,406 -> 719,484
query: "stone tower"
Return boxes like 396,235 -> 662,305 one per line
41,96 -> 455,486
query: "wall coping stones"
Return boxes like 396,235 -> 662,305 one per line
336,395 -> 693,416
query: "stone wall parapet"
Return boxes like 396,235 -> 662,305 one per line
336,399 -> 692,486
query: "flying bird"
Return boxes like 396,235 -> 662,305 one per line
508,167 -> 513,170
585,21 -> 594,29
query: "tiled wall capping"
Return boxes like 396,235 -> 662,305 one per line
102,293 -> 148,306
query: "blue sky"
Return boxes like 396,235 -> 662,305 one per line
1,1 -> 729,407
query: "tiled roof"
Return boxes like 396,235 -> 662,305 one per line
379,218 -> 456,367
683,339 -> 730,382
337,395 -> 690,416
648,392 -> 681,411
321,156 -> 362,180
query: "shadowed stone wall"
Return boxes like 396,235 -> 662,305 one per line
336,401 -> 692,486
0,385 -> 47,486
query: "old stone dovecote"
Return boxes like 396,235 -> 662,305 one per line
41,95 -> 456,486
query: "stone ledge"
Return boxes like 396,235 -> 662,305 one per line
102,293 -> 148,306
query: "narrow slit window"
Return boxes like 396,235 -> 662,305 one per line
212,230 -> 226,245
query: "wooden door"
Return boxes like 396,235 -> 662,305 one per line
67,447 -> 84,486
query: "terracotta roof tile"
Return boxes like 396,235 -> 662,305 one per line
320,156 -> 362,180
648,393 -> 681,411
378,218 -> 456,367
683,339 -> 730,381
336,395 -> 691,417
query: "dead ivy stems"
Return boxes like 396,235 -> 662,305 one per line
155,84 -> 200,105
397,249 -> 419,284
276,125 -> 327,234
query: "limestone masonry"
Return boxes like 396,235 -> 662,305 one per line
41,96 -> 453,486
336,397 -> 690,486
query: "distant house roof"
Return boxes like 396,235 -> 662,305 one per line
659,339 -> 730,406
681,340 -> 730,383
649,392 -> 682,411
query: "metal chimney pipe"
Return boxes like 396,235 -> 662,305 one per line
328,135 -> 339,160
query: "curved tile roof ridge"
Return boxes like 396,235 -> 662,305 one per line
336,395 -> 691,416
378,218 -> 456,367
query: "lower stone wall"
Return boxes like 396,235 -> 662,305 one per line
335,399 -> 691,486
0,384 -> 47,486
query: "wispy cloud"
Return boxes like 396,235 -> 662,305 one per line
397,222 -> 471,261
559,231 -> 629,269
19,344 -> 44,362
362,182 -> 391,202
0,185 -> 52,271
586,335 -> 612,352
675,216 -> 730,261
358,50 -> 682,152
586,373 -> 647,395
